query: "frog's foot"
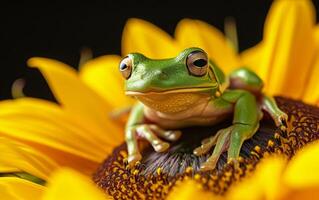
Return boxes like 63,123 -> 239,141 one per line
193,126 -> 232,171
193,128 -> 227,156
126,124 -> 182,167
274,112 -> 288,131
261,95 -> 288,129
194,123 -> 258,171
148,125 -> 182,142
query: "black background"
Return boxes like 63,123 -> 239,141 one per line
1,1 -> 318,101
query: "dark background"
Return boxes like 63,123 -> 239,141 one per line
1,1 -> 318,101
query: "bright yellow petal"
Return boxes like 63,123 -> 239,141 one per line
280,141 -> 319,200
0,98 -> 110,160
302,26 -> 319,105
260,0 -> 316,98
166,180 -> 217,200
284,141 -> 319,188
226,156 -> 286,200
0,177 -> 44,200
27,57 -> 123,142
0,138 -> 59,180
240,42 -> 264,74
43,168 -> 111,200
0,98 -> 118,175
0,166 -> 18,173
175,19 -> 240,74
79,55 -> 135,109
122,18 -> 180,58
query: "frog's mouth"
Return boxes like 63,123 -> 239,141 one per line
125,87 -> 213,96
125,87 -> 213,113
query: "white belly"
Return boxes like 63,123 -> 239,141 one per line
144,102 -> 233,129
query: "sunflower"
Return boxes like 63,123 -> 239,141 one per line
0,0 -> 319,199
166,140 -> 319,200
2,141 -> 319,200
1,167 -> 112,200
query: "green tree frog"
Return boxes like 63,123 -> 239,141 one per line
119,47 -> 287,171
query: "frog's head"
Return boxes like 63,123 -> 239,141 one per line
119,47 -> 224,113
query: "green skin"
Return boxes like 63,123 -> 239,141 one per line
121,47 -> 287,171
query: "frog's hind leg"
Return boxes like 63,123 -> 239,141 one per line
261,95 -> 288,129
229,67 -> 264,94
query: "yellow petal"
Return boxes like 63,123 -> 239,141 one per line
0,166 -> 18,173
27,57 -> 123,142
79,55 -> 135,109
0,138 -> 59,180
175,19 -> 240,74
260,0 -> 316,98
166,180 -> 217,200
280,190 -> 318,200
0,177 -> 44,200
302,26 -> 319,105
226,156 -> 286,200
122,18 -> 180,58
281,141 -> 319,200
284,141 -> 319,188
0,98 -> 110,159
43,168 -> 110,200
240,42 -> 264,75
0,98 -> 118,175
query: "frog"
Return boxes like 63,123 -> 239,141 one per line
119,47 -> 287,171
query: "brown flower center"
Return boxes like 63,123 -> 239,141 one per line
93,97 -> 319,200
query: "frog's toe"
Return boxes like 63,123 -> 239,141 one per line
279,113 -> 288,128
193,134 -> 219,156
153,141 -> 170,152
273,111 -> 288,127
149,125 -> 182,142
127,152 -> 142,168
193,146 -> 206,156
200,157 -> 219,171
136,125 -> 171,153
166,130 -> 182,141
227,157 -> 240,168
273,113 -> 288,132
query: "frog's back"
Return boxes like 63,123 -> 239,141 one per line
228,67 -> 263,95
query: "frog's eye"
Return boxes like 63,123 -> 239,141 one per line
186,50 -> 208,76
119,56 -> 132,79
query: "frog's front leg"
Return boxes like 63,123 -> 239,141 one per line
194,90 -> 260,171
126,103 -> 182,167
261,95 -> 288,128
